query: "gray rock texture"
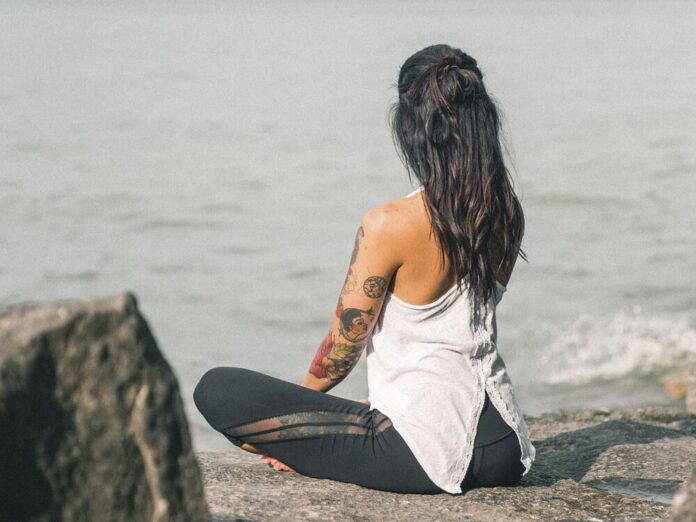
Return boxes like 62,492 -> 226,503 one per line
0,292 -> 208,522
199,406 -> 695,521
672,470 -> 696,522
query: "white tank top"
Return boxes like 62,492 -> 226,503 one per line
366,188 -> 536,494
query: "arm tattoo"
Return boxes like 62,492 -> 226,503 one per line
309,332 -> 334,379
363,276 -> 388,298
341,226 -> 364,295
309,331 -> 365,382
339,306 -> 374,343
310,226 -> 387,383
335,294 -> 344,318
324,341 -> 365,381
349,226 -> 364,265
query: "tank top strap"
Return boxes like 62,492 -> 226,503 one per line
405,186 -> 424,198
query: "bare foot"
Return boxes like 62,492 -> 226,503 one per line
261,454 -> 295,472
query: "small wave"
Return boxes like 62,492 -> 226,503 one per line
199,202 -> 246,214
286,267 -> 321,280
529,193 -> 632,209
538,307 -> 696,385
130,218 -> 226,231
10,141 -> 46,153
42,270 -> 102,282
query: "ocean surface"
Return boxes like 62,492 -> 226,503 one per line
2,1 -> 695,451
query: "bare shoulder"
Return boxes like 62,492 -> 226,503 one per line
357,196 -> 423,268
361,195 -> 421,237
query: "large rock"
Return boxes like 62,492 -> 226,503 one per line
199,406 -> 696,521
0,292 -> 208,521
672,470 -> 696,521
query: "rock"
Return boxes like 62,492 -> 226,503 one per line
672,470 -> 696,522
661,367 -> 692,399
0,292 -> 208,521
198,406 -> 696,521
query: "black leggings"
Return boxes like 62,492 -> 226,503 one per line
193,367 -> 524,494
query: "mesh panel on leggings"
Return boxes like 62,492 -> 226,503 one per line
222,410 -> 393,444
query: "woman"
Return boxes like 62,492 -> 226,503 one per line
194,43 -> 536,495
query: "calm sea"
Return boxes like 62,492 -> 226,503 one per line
2,1 -> 695,450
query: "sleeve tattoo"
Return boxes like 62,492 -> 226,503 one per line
307,225 -> 391,383
309,331 -> 365,381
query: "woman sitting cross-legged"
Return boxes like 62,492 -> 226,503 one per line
194,43 -> 536,495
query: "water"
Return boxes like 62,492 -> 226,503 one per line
1,1 -> 695,451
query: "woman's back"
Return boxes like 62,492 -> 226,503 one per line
384,187 -> 516,307
366,187 -> 535,494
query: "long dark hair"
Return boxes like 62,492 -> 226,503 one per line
389,44 -> 526,307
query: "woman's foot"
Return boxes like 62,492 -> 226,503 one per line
261,454 -> 295,472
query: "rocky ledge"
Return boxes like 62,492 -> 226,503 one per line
0,292 -> 207,521
2,291 -> 693,521
199,406 -> 695,521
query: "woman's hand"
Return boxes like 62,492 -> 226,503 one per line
261,454 -> 295,472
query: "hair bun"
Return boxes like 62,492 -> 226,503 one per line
458,52 -> 480,71
437,64 -> 481,105
455,67 -> 481,95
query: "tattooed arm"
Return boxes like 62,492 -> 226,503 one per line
302,206 -> 403,393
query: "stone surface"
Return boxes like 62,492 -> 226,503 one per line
0,292 -> 208,521
199,406 -> 696,521
672,470 -> 696,522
